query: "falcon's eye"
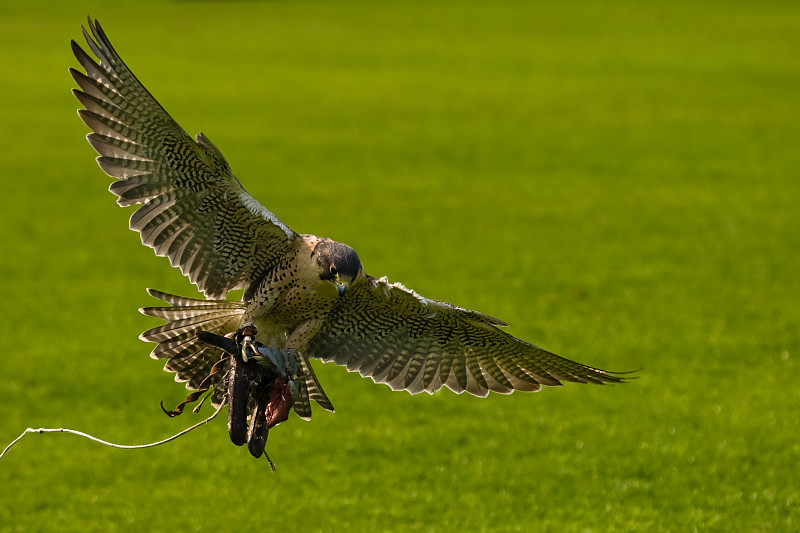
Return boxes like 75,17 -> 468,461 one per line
329,265 -> 338,276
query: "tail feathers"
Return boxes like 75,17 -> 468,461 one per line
141,314 -> 244,346
140,288 -> 245,401
145,288 -> 240,308
295,351 -> 335,419
293,377 -> 312,420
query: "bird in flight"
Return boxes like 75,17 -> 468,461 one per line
70,19 -> 626,458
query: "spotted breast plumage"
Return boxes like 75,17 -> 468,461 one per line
70,19 -> 626,436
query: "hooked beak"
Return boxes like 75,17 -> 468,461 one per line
336,282 -> 348,298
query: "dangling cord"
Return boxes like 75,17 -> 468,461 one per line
0,396 -> 225,460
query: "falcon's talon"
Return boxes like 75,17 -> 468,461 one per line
240,336 -> 257,363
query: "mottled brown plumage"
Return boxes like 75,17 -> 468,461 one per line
71,19 -> 626,425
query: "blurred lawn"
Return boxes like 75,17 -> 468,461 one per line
1,0 -> 798,531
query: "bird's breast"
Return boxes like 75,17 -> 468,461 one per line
243,245 -> 339,345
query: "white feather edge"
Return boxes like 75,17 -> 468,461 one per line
239,191 -> 293,240
371,275 -> 510,327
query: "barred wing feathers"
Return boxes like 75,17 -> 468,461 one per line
70,19 -> 294,299
306,276 -> 625,397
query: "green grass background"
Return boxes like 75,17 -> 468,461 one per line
1,0 -> 798,531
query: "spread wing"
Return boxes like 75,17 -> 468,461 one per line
306,276 -> 626,397
70,19 -> 295,299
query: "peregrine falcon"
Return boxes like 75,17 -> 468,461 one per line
70,20 -> 625,448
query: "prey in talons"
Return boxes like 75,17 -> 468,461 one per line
197,328 -> 298,464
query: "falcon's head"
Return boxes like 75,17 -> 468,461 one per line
312,239 -> 363,297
